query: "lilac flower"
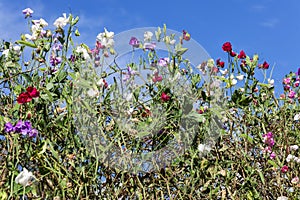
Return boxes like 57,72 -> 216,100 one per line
123,66 -> 137,82
50,56 -> 62,66
270,152 -> 276,159
52,43 -> 63,51
129,37 -> 140,48
158,58 -> 170,67
22,8 -> 33,18
143,42 -> 156,50
4,122 -> 14,133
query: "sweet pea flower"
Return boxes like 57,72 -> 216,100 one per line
97,28 -> 114,49
53,13 -> 69,28
158,58 -> 169,67
230,51 -> 237,57
50,55 -> 62,66
17,92 -> 32,104
182,30 -> 191,41
270,152 -> 276,159
286,154 -> 295,162
268,78 -> 274,86
222,42 -> 232,52
129,37 -> 140,48
277,197 -> 288,200
144,31 -> 153,41
15,168 -> 36,186
294,80 -> 300,87
259,61 -> 269,69
288,90 -> 296,99
290,144 -> 299,151
220,69 -> 228,75
143,42 -> 156,50
76,46 -> 90,60
283,77 -> 291,85
22,8 -> 33,18
216,59 -> 225,68
198,144 -> 212,153
237,50 -> 246,59
236,74 -> 244,81
161,92 -> 170,102
281,165 -> 288,173
87,88 -> 99,98
291,176 -> 299,184
4,122 -> 14,133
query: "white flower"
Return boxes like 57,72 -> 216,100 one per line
96,28 -> 114,49
32,18 -> 48,27
2,49 -> 9,58
236,74 -> 244,81
96,78 -> 106,87
53,13 -> 69,28
144,31 -> 153,41
268,78 -> 274,86
87,88 -> 99,97
277,196 -> 288,200
229,79 -> 237,86
286,154 -> 295,162
294,113 -> 300,121
290,145 -> 299,151
198,144 -> 212,153
76,46 -> 90,60
13,45 -> 21,55
15,168 -> 36,186
239,88 -> 245,92
220,69 -> 228,75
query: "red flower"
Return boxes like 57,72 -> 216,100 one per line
230,51 -> 237,57
161,92 -> 170,102
281,165 -> 288,173
216,59 -> 225,68
26,86 -> 40,98
259,61 -> 269,69
238,50 -> 246,59
222,42 -> 232,52
17,92 -> 32,104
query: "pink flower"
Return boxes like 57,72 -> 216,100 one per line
281,165 -> 288,173
158,58 -> 169,67
270,152 -> 276,159
291,176 -> 299,184
294,81 -> 299,87
161,92 -> 170,102
129,37 -> 140,48
152,73 -> 163,83
283,77 -> 291,85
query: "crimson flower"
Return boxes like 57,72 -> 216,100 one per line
216,58 -> 225,68
17,92 -> 32,104
222,42 -> 232,52
281,165 -> 288,173
161,92 -> 170,102
238,50 -> 246,59
259,61 -> 269,69
26,86 -> 40,98
230,51 -> 237,57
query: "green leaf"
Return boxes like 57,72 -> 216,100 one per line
258,170 -> 265,185
16,40 -> 37,48
175,47 -> 188,56
46,83 -> 54,90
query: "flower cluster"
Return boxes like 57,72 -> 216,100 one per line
262,132 -> 276,159
4,120 -> 38,137
281,70 -> 300,100
17,86 -> 40,104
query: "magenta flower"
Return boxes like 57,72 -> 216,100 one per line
262,132 -> 275,147
294,81 -> 299,87
161,92 -> 170,102
288,90 -> 296,99
237,50 -> 246,59
283,77 -> 291,85
129,37 -> 140,48
152,72 -> 163,83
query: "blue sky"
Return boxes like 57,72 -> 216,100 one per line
1,0 -> 300,94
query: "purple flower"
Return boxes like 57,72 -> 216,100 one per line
50,56 -> 62,66
69,55 -> 76,62
4,122 -> 14,133
129,37 -> 140,48
29,129 -> 38,138
298,68 -> 300,76
123,66 -> 137,82
263,132 -> 275,147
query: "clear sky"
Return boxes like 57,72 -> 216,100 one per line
1,0 -> 300,94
